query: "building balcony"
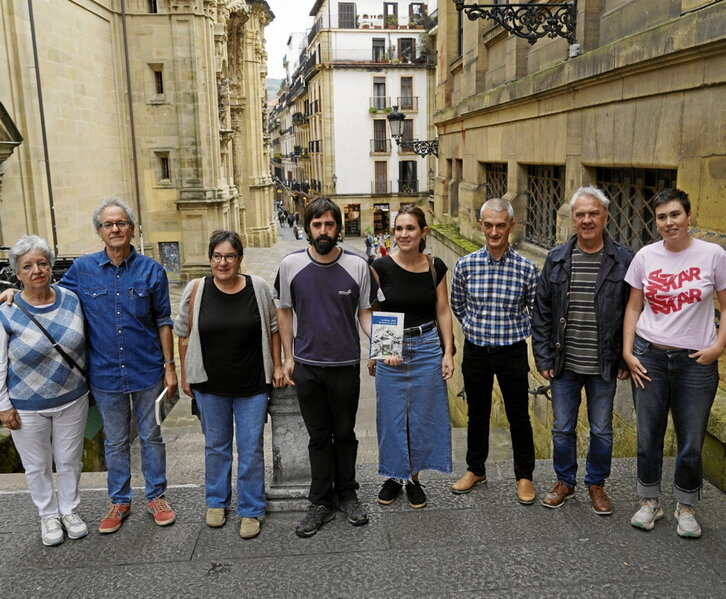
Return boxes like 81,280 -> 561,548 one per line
370,139 -> 392,153
398,179 -> 419,194
372,180 -> 392,194
397,96 -> 419,111
369,96 -> 392,112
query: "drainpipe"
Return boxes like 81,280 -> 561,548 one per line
27,0 -> 58,255
120,0 -> 144,254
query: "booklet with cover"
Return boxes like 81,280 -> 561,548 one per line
154,387 -> 177,426
369,311 -> 404,360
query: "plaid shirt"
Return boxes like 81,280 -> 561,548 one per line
450,246 -> 539,347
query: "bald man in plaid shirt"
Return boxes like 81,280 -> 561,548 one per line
450,198 -> 540,505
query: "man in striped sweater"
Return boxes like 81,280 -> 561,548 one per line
532,186 -> 633,515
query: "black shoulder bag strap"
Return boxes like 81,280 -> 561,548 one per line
14,300 -> 87,377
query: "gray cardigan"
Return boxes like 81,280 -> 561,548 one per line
174,275 -> 278,385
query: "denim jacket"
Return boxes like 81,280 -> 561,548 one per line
531,234 -> 633,381
61,248 -> 173,393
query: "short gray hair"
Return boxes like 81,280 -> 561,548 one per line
9,235 -> 55,273
479,198 -> 514,221
570,186 -> 610,210
92,197 -> 136,230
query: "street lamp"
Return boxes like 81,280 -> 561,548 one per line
386,105 -> 439,157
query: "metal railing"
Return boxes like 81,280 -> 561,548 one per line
397,96 -> 419,111
369,96 -> 391,111
398,179 -> 419,194
370,139 -> 392,153
372,180 -> 392,194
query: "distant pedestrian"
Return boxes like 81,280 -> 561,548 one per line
275,197 -> 374,538
623,188 -> 726,538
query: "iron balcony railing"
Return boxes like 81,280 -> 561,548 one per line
370,139 -> 392,153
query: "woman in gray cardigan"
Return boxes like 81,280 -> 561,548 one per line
175,230 -> 283,540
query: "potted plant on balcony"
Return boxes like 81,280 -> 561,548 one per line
384,14 -> 398,29
369,106 -> 379,114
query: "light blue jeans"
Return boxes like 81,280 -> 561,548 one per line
92,378 -> 166,504
375,326 -> 452,479
194,390 -> 268,517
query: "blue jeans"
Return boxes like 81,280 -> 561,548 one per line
376,326 -> 452,479
92,378 -> 166,504
550,370 -> 616,487
632,335 -> 719,504
194,391 -> 268,517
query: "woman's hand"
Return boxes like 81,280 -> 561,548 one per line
367,359 -> 376,376
441,353 -> 455,380
689,343 -> 725,365
0,408 -> 20,430
623,353 -> 651,389
272,364 -> 285,388
383,356 -> 403,367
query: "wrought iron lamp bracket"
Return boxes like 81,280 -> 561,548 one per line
453,0 -> 577,46
401,139 -> 439,157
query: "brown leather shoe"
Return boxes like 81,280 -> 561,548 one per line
541,481 -> 574,508
451,471 -> 487,494
516,478 -> 536,505
588,484 -> 613,515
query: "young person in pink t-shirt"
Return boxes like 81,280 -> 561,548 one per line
623,189 -> 726,539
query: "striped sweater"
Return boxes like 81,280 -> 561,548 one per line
0,286 -> 87,410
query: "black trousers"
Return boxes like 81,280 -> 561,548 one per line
461,339 -> 535,480
293,362 -> 360,509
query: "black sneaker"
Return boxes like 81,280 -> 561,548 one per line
406,480 -> 427,509
295,504 -> 335,538
337,496 -> 369,526
377,478 -> 403,505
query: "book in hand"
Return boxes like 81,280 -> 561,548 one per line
154,387 -> 178,426
369,311 -> 404,360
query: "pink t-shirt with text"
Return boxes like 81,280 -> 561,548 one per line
625,238 -> 726,350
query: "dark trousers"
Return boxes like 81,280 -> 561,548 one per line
293,362 -> 360,509
461,339 -> 535,480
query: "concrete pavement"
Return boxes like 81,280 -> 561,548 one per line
0,225 -> 724,598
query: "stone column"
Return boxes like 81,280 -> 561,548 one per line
266,385 -> 311,512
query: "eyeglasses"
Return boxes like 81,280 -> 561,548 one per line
211,253 -> 240,263
99,221 -> 130,230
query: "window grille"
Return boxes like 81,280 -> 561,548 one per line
526,165 -> 563,249
597,167 -> 677,252
483,162 -> 507,202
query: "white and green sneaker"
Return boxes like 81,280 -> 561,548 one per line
675,503 -> 701,538
630,498 -> 663,530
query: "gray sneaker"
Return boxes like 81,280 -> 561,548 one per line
295,504 -> 335,538
61,512 -> 88,539
631,498 -> 663,530
41,516 -> 64,546
337,496 -> 369,526
675,503 -> 701,538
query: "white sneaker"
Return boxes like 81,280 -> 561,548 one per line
41,516 -> 64,546
630,498 -> 663,530
675,503 -> 702,538
61,512 -> 88,539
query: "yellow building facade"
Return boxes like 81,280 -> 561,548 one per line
0,0 -> 275,280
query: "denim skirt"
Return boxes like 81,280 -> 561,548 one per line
375,326 -> 452,479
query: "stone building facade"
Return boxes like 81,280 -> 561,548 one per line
0,0 -> 275,281
269,0 -> 437,237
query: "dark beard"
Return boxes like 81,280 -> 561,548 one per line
312,235 -> 337,255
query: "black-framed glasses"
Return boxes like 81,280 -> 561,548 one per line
211,253 -> 240,263
99,221 -> 130,230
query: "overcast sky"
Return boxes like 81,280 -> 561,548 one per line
265,1 -> 314,80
